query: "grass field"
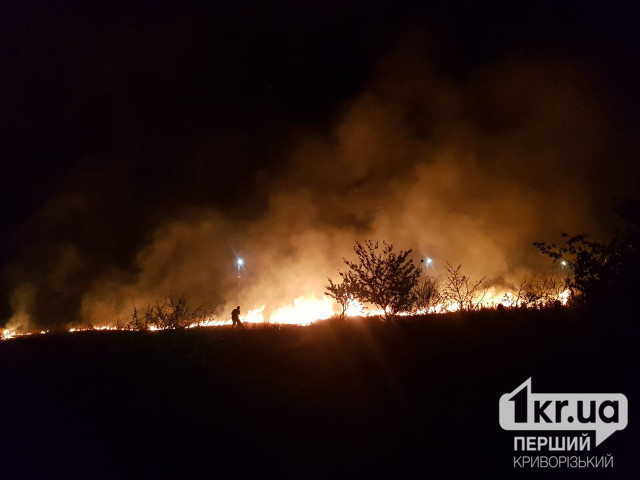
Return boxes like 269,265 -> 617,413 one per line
1,309 -> 637,478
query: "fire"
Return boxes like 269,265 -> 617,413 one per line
267,296 -> 334,325
243,305 -> 267,324
558,289 -> 570,305
0,288 -> 573,341
345,298 -> 366,317
2,328 -> 48,340
70,325 -> 119,333
1,328 -> 17,340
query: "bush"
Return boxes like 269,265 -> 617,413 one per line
441,262 -> 491,311
328,240 -> 421,320
505,275 -> 568,308
130,295 -> 207,330
412,276 -> 442,313
534,229 -> 639,312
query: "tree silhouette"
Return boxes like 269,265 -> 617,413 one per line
130,295 -> 206,330
534,193 -> 640,314
413,276 -> 442,313
442,261 -> 491,311
505,275 -> 568,308
325,272 -> 358,320
335,240 -> 421,320
534,231 -> 638,310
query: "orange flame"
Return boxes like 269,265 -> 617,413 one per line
1,288 -> 571,340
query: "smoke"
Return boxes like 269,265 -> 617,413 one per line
4,49 -> 628,327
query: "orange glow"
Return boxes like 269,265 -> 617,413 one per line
0,287 -> 572,340
269,296 -> 334,325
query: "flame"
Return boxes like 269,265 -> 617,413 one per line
1,328 -> 17,340
2,328 -> 48,340
70,325 -> 119,333
243,305 -> 267,324
558,289 -> 570,305
345,298 -> 366,317
1,287 -> 572,340
269,296 -> 334,325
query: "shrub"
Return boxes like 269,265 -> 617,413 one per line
330,240 -> 421,320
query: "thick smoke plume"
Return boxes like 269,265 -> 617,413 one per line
5,51 -> 627,328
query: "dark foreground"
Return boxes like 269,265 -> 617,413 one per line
1,309 -> 638,479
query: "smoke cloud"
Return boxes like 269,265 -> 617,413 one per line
3,49 -> 631,328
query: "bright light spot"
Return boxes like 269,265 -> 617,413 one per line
244,305 -> 266,324
561,260 -> 567,267
426,257 -> 433,264
345,298 -> 365,317
237,258 -> 244,266
1,328 -> 18,340
559,289 -> 570,305
269,296 -> 334,325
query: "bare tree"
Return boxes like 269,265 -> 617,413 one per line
442,261 -> 491,311
325,272 -> 358,320
129,305 -> 147,330
130,295 -> 205,330
413,276 -> 442,313
528,275 -> 567,307
338,240 -> 421,320
505,277 -> 532,308
505,275 -> 568,309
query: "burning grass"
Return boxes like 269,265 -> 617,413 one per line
1,285 -> 570,342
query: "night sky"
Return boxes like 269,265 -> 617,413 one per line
1,1 -> 639,326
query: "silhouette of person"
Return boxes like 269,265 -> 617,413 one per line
231,305 -> 244,328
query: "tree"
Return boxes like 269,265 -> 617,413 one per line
130,295 -> 205,330
534,194 -> 640,315
530,275 -> 568,307
325,272 -> 358,320
413,276 -> 442,313
533,233 -> 627,307
441,261 -> 491,311
505,277 -> 531,308
336,240 -> 421,320
506,275 -> 568,308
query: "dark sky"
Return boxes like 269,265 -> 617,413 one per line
1,1 -> 639,325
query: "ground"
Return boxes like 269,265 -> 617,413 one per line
1,309 -> 637,478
